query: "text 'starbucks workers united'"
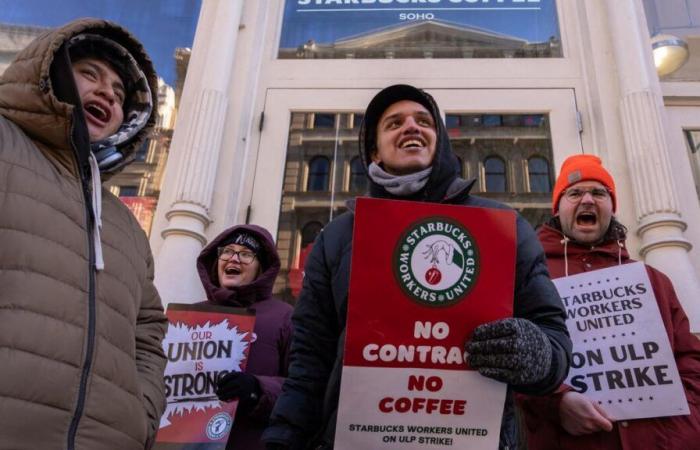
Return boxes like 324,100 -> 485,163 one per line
394,217 -> 480,306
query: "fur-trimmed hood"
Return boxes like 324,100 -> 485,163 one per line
0,18 -> 158,178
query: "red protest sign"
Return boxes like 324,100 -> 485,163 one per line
336,197 -> 516,450
155,303 -> 256,449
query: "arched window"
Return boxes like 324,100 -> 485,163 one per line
528,156 -> 551,193
301,221 -> 324,247
307,156 -> 330,191
484,156 -> 507,192
349,157 -> 368,192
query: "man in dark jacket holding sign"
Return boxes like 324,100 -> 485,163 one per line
519,154 -> 700,449
263,85 -> 572,450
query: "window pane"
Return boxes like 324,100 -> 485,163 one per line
307,157 -> 330,191
353,113 -> 364,129
485,157 -> 507,192
1,1 -> 202,236
119,186 -> 140,197
277,111 -> 361,302
528,156 -> 552,193
313,113 -> 335,129
279,0 -> 562,60
349,157 -> 368,193
446,112 -> 554,228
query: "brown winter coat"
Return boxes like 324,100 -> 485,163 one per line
0,19 -> 167,450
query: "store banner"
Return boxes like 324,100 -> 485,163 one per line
335,197 -> 516,450
154,303 -> 256,449
280,0 -> 560,57
553,262 -> 689,420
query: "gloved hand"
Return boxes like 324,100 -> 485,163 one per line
466,317 -> 552,386
215,371 -> 261,415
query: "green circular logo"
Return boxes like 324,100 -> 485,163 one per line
393,217 -> 480,307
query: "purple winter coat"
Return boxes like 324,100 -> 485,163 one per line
197,224 -> 293,450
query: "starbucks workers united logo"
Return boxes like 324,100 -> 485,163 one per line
394,217 -> 480,307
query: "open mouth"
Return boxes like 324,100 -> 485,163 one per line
399,138 -> 426,149
576,211 -> 598,226
224,266 -> 242,275
84,102 -> 111,123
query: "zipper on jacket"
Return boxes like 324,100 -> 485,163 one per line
66,129 -> 98,450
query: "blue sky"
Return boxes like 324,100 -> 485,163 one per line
0,0 -> 201,86
281,0 -> 560,49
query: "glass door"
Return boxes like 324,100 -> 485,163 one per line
248,88 -> 581,301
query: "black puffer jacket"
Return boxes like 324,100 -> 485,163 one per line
263,85 -> 571,450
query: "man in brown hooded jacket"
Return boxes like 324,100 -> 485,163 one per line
0,18 -> 167,450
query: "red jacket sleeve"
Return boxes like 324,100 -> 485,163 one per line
644,267 -> 700,445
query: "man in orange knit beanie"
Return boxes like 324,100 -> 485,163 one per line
551,154 -> 617,214
518,154 -> 700,449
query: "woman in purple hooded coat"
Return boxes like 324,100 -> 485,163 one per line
196,224 -> 293,450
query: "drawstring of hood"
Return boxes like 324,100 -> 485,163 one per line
537,219 -> 631,279
617,240 -> 624,267
367,162 -> 432,196
556,234 -> 624,277
560,236 -> 570,277
88,154 -> 104,271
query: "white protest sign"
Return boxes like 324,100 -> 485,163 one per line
553,262 -> 689,420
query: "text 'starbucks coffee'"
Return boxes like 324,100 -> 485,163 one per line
393,217 -> 480,307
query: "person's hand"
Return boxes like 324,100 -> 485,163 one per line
560,391 -> 614,435
466,318 -> 552,385
215,371 -> 261,415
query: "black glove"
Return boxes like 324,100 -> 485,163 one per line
215,371 -> 261,415
466,317 -> 552,386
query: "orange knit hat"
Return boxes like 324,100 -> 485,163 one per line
552,154 -> 616,213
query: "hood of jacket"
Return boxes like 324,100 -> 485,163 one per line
0,18 -> 158,178
359,84 -> 462,202
197,224 -> 282,307
537,217 -> 631,262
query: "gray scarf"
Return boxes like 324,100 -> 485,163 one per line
368,162 -> 432,196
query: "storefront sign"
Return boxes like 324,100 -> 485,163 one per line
155,303 -> 256,449
553,262 -> 689,420
335,197 -> 516,449
280,0 -> 560,59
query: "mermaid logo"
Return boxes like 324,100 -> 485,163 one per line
393,217 -> 479,307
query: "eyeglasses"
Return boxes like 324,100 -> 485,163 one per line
563,187 -> 611,202
217,247 -> 256,264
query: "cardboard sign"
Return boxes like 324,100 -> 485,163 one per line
553,262 -> 689,420
154,303 -> 256,449
335,197 -> 516,450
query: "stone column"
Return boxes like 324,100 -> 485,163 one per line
605,0 -> 700,329
154,0 -> 244,305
